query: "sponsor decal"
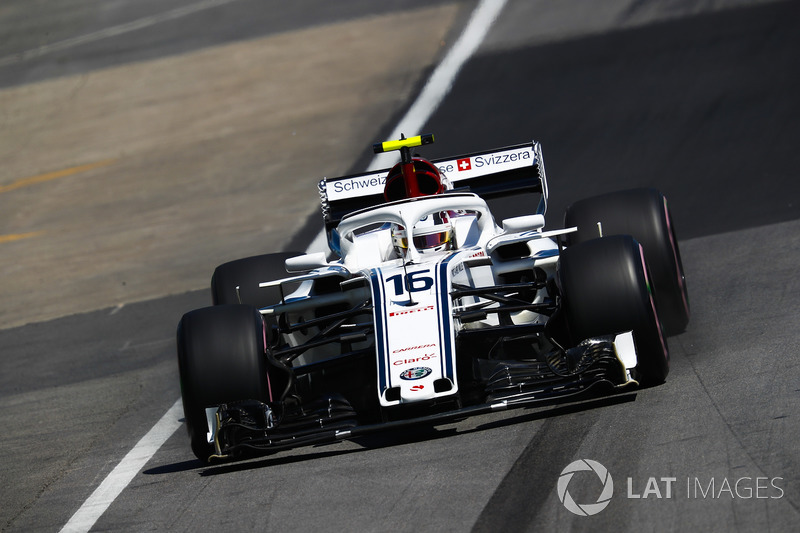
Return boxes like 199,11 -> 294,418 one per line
472,149 -> 531,168
393,353 -> 438,366
389,305 -> 434,317
399,367 -> 433,381
327,172 -> 389,200
331,174 -> 386,194
392,344 -> 437,353
328,146 -> 535,201
447,147 -> 534,182
410,385 -> 425,391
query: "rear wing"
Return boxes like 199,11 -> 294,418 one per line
318,141 -> 549,234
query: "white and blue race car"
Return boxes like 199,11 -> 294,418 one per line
177,134 -> 689,462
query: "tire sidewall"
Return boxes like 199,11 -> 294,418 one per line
564,188 -> 689,334
559,235 -> 669,384
211,251 -> 302,307
177,304 -> 268,460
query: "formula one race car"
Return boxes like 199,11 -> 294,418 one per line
177,134 -> 689,462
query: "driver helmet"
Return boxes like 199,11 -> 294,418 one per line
383,158 -> 449,202
392,213 -> 454,253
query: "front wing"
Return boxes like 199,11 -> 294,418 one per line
202,334 -> 637,460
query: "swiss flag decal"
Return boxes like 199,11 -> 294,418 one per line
457,158 -> 472,171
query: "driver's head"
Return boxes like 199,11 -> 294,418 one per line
392,213 -> 454,254
383,158 -> 447,202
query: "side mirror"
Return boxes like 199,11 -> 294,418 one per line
502,214 -> 545,233
285,252 -> 328,273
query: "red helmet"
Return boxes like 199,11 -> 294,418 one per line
383,158 -> 446,202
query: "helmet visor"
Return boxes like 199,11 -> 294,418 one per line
413,230 -> 452,250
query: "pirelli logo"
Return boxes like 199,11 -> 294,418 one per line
389,305 -> 434,317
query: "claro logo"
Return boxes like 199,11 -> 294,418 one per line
392,354 -> 437,366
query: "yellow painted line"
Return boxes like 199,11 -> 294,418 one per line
0,159 -> 116,195
0,231 -> 43,244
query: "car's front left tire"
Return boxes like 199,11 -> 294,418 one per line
177,304 -> 270,461
211,251 -> 302,307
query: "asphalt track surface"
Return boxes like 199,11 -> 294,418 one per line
2,0 -> 800,531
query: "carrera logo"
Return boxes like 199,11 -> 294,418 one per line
392,344 -> 437,353
389,305 -> 434,317
399,367 -> 432,381
457,158 -> 472,171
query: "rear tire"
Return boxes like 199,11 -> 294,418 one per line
177,304 -> 269,461
559,235 -> 669,385
212,251 -> 302,307
564,188 -> 689,335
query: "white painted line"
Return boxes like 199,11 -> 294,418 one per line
307,0 -> 509,253
59,399 -> 184,533
58,2 -> 507,531
0,0 -> 242,68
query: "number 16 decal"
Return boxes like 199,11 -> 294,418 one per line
385,270 -> 434,296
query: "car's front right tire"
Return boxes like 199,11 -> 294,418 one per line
564,188 -> 689,335
558,235 -> 669,385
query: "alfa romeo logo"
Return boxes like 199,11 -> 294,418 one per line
399,367 -> 432,380
557,459 -> 613,516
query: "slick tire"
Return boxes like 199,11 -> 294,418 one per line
564,188 -> 689,335
559,235 -> 669,385
177,304 -> 269,462
211,251 -> 302,307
